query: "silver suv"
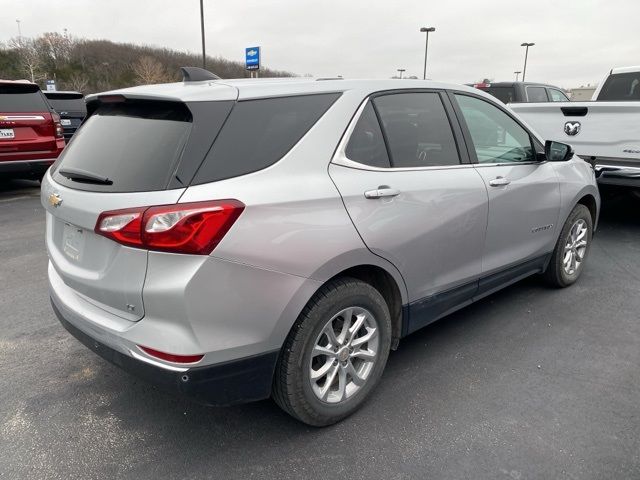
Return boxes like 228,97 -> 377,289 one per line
42,69 -> 600,426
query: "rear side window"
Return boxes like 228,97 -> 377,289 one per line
597,72 -> 640,101
0,84 -> 49,112
345,102 -> 390,168
484,87 -> 516,104
373,92 -> 460,167
53,100 -> 196,192
193,93 -> 341,184
526,87 -> 549,102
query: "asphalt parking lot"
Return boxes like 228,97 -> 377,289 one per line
0,179 -> 638,480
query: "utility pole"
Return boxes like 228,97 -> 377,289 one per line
397,68 -> 406,79
514,71 -> 521,81
16,19 -> 22,40
200,0 -> 206,69
419,27 -> 436,80
520,42 -> 535,82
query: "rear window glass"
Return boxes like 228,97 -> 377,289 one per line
0,85 -> 48,112
52,101 -> 193,192
483,87 -> 517,104
45,95 -> 86,114
526,87 -> 549,102
598,72 -> 640,101
193,93 -> 341,184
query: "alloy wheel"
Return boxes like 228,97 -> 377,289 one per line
309,306 -> 379,404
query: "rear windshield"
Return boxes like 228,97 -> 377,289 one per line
52,101 -> 193,192
597,72 -> 640,101
45,95 -> 86,114
482,87 -> 516,104
0,85 -> 49,112
193,93 -> 341,184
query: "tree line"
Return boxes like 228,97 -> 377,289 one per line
0,32 -> 293,94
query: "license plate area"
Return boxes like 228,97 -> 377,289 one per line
60,119 -> 71,126
0,128 -> 15,139
62,223 -> 85,262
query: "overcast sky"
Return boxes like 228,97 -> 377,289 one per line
3,0 -> 638,88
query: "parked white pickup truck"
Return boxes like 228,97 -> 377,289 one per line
510,66 -> 640,189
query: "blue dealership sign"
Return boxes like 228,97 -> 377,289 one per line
245,47 -> 260,71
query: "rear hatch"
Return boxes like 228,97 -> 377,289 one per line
43,93 -> 235,321
44,92 -> 87,141
0,82 -> 60,161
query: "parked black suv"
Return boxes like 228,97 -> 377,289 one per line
471,82 -> 570,104
43,91 -> 86,142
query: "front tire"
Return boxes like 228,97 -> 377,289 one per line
544,204 -> 593,287
272,277 -> 392,426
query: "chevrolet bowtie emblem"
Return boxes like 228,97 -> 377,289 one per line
49,193 -> 63,208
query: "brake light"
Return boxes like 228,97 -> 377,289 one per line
52,112 -> 64,138
94,200 -> 244,255
138,345 -> 204,364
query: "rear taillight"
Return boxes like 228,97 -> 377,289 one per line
52,112 -> 64,138
94,200 -> 244,255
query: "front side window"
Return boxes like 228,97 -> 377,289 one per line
526,87 -> 549,102
548,89 -> 569,102
455,94 -> 536,164
372,92 -> 460,168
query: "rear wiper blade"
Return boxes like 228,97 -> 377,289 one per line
58,167 -> 113,185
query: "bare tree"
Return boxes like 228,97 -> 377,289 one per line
132,56 -> 170,85
36,32 -> 73,72
69,72 -> 89,92
8,37 -> 46,83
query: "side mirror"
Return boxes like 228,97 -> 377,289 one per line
545,140 -> 573,162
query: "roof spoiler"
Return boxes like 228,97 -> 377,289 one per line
180,67 -> 221,82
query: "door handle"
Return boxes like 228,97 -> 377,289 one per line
364,186 -> 401,199
489,176 -> 511,187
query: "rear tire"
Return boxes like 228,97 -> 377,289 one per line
544,204 -> 593,287
272,277 -> 391,426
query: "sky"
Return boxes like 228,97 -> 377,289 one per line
2,0 -> 638,88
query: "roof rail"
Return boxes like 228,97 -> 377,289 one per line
180,67 -> 221,82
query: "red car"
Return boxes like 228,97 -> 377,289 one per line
0,80 -> 66,181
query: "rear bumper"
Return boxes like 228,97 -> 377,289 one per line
580,156 -> 640,188
0,158 -> 54,177
595,164 -> 640,188
51,296 -> 279,406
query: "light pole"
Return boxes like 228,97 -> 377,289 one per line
420,27 -> 436,80
200,0 -> 206,69
397,68 -> 406,79
16,19 -> 21,39
514,70 -> 521,81
520,42 -> 534,81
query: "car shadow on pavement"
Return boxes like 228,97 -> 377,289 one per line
0,178 -> 41,199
